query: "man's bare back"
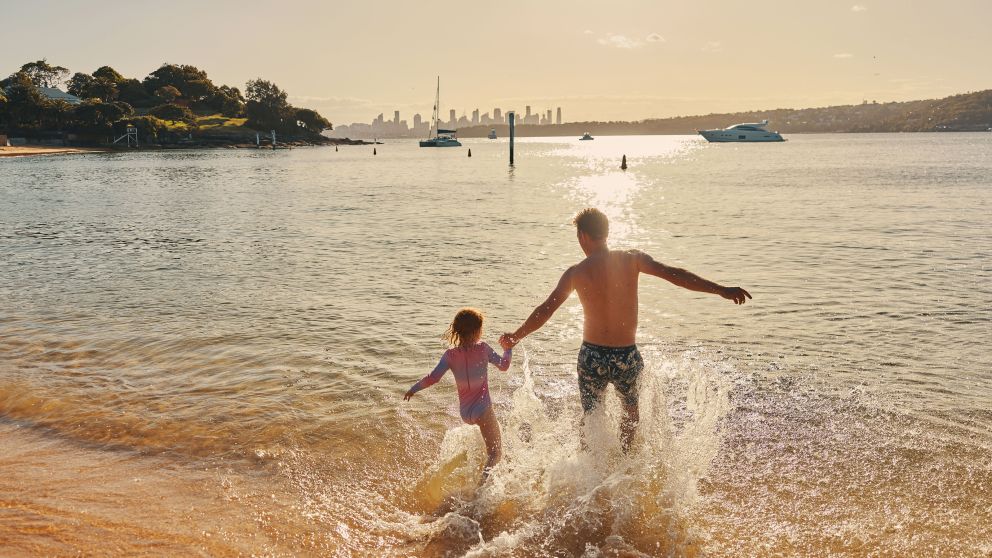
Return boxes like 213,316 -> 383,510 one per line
569,249 -> 641,347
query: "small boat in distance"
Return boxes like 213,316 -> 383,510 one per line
579,132 -> 594,140
488,129 -> 497,139
419,77 -> 462,148
698,120 -> 784,142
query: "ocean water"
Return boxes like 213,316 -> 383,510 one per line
0,133 -> 990,556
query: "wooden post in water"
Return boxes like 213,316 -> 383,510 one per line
621,154 -> 627,170
468,148 -> 472,157
508,111 -> 515,165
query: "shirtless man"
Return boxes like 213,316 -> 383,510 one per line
499,208 -> 751,452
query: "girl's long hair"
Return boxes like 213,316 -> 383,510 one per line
443,308 -> 484,348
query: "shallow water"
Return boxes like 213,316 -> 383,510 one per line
1,134 -> 990,556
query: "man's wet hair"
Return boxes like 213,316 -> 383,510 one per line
573,208 -> 609,240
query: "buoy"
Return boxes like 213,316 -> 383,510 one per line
468,148 -> 472,157
373,147 -> 377,155
620,154 -> 628,170
335,145 -> 338,152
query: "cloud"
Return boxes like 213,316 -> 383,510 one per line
597,33 -> 644,49
833,53 -> 854,59
851,4 -> 867,11
583,29 -> 594,35
702,41 -> 723,52
646,33 -> 665,43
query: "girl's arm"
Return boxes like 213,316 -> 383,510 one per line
485,343 -> 512,372
405,351 -> 450,400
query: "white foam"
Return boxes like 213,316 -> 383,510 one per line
404,344 -> 732,554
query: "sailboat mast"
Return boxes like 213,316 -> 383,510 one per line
433,76 -> 439,139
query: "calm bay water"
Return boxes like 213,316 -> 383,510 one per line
1,134 -> 990,556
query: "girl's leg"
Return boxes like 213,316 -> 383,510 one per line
476,406 -> 502,480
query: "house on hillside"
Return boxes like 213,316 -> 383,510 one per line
38,87 -> 82,105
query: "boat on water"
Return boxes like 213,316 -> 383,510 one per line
698,120 -> 784,142
579,132 -> 594,140
419,77 -> 462,148
487,129 -> 497,139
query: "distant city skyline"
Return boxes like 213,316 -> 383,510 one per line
332,104 -> 565,138
3,1 -> 990,124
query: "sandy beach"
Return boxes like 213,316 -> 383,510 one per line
0,146 -> 108,157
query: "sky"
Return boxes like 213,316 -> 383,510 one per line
3,0 -> 990,125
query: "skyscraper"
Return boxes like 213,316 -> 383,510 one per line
556,107 -> 562,125
546,109 -> 552,124
494,108 -> 502,123
394,110 -> 400,124
413,113 -> 422,128
449,109 -> 456,127
471,108 -> 479,125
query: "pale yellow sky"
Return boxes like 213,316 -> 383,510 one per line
4,0 -> 990,124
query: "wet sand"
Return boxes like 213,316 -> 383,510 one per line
0,422 -> 337,556
0,146 -> 108,157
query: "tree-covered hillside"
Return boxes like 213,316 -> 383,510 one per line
0,59 -> 332,145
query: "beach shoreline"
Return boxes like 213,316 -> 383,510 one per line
0,146 -> 110,157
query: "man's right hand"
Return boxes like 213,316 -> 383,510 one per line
499,333 -> 519,350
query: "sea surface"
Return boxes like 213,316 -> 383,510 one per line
1,133 -> 990,557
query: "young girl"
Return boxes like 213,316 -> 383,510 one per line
404,308 -> 512,479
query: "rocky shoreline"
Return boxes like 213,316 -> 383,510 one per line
1,137 -> 376,157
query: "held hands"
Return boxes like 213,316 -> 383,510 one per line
498,333 -> 519,350
403,388 -> 415,401
721,286 -> 752,305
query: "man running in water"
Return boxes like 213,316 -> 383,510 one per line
499,208 -> 751,452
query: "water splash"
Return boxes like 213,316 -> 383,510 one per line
397,346 -> 732,556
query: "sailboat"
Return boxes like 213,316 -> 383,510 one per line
419,77 -> 462,147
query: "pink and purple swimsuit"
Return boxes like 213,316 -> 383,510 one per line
408,342 -> 512,423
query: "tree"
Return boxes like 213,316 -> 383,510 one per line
92,66 -> 125,85
0,90 -> 8,130
118,79 -> 154,108
40,100 -> 73,131
16,59 -> 70,88
88,79 -> 119,102
127,115 -> 169,141
294,108 -> 332,133
143,63 -> 216,102
204,85 -> 245,117
1,72 -> 48,132
245,78 -> 290,131
67,73 -> 95,97
68,72 -> 117,102
149,103 -> 195,123
154,85 -> 181,104
71,100 -> 133,134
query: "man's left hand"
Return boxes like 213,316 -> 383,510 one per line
721,286 -> 752,305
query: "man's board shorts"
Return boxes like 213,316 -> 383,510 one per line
577,341 -> 644,412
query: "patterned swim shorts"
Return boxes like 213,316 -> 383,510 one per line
577,342 -> 644,412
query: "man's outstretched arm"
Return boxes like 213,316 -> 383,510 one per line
501,267 -> 575,348
635,251 -> 752,304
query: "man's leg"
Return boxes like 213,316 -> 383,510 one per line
614,347 -> 644,454
619,401 -> 639,454
577,345 -> 609,451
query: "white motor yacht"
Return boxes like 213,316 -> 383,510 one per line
487,129 -> 497,139
698,120 -> 784,142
